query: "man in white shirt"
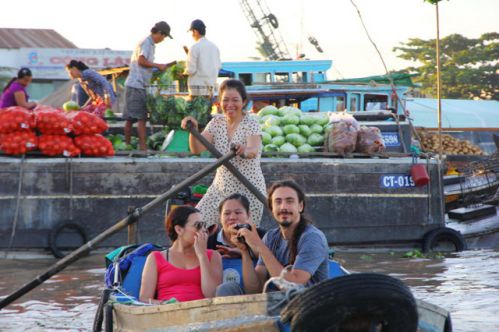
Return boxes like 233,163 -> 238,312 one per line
184,19 -> 221,98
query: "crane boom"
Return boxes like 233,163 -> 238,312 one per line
239,0 -> 292,60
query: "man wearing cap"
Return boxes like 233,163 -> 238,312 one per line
124,21 -> 176,151
184,19 -> 221,98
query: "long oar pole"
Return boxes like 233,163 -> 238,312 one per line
186,122 -> 268,207
0,150 -> 236,310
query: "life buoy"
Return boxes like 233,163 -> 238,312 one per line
267,14 -> 279,29
280,273 -> 418,332
48,221 -> 89,258
423,227 -> 466,253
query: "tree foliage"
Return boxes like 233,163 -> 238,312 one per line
393,33 -> 498,100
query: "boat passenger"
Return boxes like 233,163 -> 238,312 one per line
216,180 -> 329,296
181,79 -> 267,227
139,205 -> 222,304
183,19 -> 221,99
208,193 -> 266,258
0,67 -> 37,110
124,21 -> 175,151
66,60 -> 116,106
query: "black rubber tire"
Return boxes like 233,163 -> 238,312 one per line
92,289 -> 111,332
104,303 -> 113,332
267,14 -> 279,29
444,313 -> 453,332
48,221 -> 89,259
423,227 -> 466,253
281,273 -> 418,332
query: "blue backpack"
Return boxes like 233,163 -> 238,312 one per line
104,243 -> 165,299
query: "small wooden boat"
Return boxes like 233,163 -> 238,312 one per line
109,280 -> 451,332
101,258 -> 451,332
444,172 -> 499,212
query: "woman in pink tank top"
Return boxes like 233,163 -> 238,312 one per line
139,205 -> 222,304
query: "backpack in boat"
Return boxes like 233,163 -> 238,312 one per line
104,243 -> 165,298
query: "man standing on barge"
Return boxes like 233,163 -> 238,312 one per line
124,21 -> 175,151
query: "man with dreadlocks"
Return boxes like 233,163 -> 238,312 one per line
216,179 -> 329,296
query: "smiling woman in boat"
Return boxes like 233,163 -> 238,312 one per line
139,205 -> 222,304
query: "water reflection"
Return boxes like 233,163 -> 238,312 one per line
0,250 -> 498,331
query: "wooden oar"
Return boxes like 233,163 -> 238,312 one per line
0,150 -> 237,310
186,121 -> 268,208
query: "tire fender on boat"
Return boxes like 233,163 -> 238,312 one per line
280,273 -> 418,332
422,227 -> 466,253
48,221 -> 89,258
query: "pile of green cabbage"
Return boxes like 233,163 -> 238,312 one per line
257,105 -> 330,154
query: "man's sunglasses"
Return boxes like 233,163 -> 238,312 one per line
193,221 -> 207,231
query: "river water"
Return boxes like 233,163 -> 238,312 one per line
1,249 -> 498,332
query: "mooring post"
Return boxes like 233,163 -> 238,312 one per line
127,206 -> 138,245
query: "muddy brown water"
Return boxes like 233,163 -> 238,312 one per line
0,249 -> 498,331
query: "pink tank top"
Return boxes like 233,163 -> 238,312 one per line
153,249 -> 213,302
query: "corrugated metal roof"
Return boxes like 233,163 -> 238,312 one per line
406,98 -> 499,128
0,28 -> 77,49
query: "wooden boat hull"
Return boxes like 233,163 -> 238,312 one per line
111,293 -> 450,332
0,156 -> 446,250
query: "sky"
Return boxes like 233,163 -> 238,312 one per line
1,0 -> 497,79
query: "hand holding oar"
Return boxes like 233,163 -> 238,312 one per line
0,149 -> 236,310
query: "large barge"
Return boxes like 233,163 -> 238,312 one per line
0,154 -> 454,250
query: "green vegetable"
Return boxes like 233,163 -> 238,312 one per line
307,133 -> 325,146
310,124 -> 324,135
262,132 -> 272,145
280,115 -> 300,126
263,144 -> 279,152
279,142 -> 298,153
316,115 -> 329,126
271,136 -> 286,146
299,116 -> 316,126
283,124 -> 300,135
286,133 -> 307,147
298,125 -> 312,137
258,105 -> 279,117
298,143 -> 315,153
264,115 -> 281,128
279,106 -> 302,117
264,125 -> 284,137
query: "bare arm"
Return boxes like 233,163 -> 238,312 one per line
256,242 -> 312,284
139,253 -> 161,304
194,231 -> 222,298
181,116 -> 214,154
199,251 -> 223,298
243,134 -> 261,158
13,91 -> 36,110
138,55 -> 176,71
239,228 -> 313,285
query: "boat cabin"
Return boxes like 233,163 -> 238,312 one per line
220,60 -> 409,114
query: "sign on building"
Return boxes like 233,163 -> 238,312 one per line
18,48 -> 131,79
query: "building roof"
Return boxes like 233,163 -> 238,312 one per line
0,28 -> 77,49
332,73 -> 418,87
406,98 -> 499,129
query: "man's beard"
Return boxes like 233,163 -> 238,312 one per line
277,220 -> 292,228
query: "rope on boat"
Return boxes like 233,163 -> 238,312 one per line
66,158 -> 74,221
265,266 -> 306,313
5,155 -> 26,256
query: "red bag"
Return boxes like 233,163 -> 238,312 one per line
68,111 -> 108,135
34,107 -> 72,135
38,135 -> 80,157
356,126 -> 386,154
0,107 -> 36,133
74,134 -> 114,156
0,130 -> 38,155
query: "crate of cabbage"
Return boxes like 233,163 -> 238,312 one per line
258,105 -> 330,154
146,94 -> 210,129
